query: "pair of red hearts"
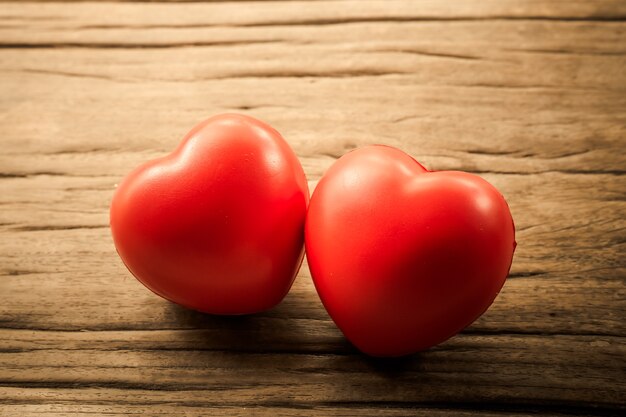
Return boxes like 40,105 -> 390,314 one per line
111,114 -> 516,357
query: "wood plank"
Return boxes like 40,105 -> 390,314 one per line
0,332 -> 624,413
0,402 -> 575,417
0,17 -> 624,174
2,0 -> 626,31
1,70 -> 625,175
0,171 -> 624,336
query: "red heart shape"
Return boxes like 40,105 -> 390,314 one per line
110,114 -> 309,314
305,145 -> 516,356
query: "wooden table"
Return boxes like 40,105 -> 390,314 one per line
1,1 -> 625,415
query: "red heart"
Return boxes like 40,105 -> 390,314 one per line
110,114 -> 309,314
305,145 -> 516,356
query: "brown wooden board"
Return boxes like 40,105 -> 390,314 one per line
1,1 -> 625,415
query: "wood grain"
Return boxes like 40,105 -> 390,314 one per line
1,0 -> 625,415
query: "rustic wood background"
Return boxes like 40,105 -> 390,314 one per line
1,0 -> 625,415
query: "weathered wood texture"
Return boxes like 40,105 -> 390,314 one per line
1,1 -> 625,415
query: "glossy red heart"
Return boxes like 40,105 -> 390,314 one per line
305,145 -> 516,356
110,114 -> 309,314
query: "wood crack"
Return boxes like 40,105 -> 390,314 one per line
47,147 -> 117,155
0,270 -> 41,277
193,70 -> 411,80
506,271 -> 546,278
455,83 -> 621,92
234,16 -> 626,26
0,172 -> 67,178
466,149 -> 592,160
0,384 -> 622,415
506,47 -> 626,56
34,16 -> 626,31
0,397 -> 622,416
467,149 -> 522,156
0,39 -> 281,49
0,326 -> 623,338
364,48 -> 484,61
464,169 -> 626,176
0,172 -> 118,179
317,401 -> 626,416
3,67 -> 410,82
14,68 -> 123,82
9,225 -> 108,232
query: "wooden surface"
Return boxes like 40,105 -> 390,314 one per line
1,0 -> 625,415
